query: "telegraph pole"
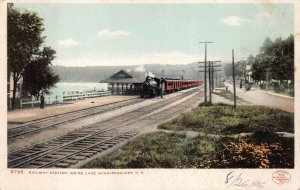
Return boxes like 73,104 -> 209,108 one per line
199,60 -> 221,105
208,61 -> 211,103
209,61 -> 221,92
199,41 -> 213,106
232,49 -> 237,109
215,72 -> 218,88
212,63 -> 215,91
211,62 -> 214,92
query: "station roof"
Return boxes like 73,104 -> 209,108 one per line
101,69 -> 148,84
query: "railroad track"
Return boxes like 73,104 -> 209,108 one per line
8,98 -> 143,141
8,88 -> 202,168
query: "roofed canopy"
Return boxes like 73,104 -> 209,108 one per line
101,69 -> 147,84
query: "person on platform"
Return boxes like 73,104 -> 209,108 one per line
40,93 -> 45,109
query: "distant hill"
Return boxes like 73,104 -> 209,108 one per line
52,65 -> 136,82
52,63 -> 227,82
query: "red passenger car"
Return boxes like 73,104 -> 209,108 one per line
141,77 -> 204,98
163,79 -> 203,93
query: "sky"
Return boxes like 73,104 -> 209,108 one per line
14,3 -> 294,67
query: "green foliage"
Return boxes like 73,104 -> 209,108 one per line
82,132 -> 294,168
8,4 -> 45,73
83,132 -> 217,168
83,105 -> 294,169
23,47 -> 59,98
158,105 -> 294,134
250,35 -> 294,84
251,55 -> 268,82
8,4 -> 46,108
7,4 -> 58,105
252,82 -> 294,97
224,61 -> 245,79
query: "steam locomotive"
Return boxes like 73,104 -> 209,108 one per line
140,76 -> 161,98
140,76 -> 203,98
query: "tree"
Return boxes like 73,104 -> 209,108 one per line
247,55 -> 255,65
283,34 -> 294,85
23,47 -> 59,98
224,64 -> 232,79
268,37 -> 284,81
236,60 -> 246,77
251,56 -> 268,83
8,4 -> 45,108
224,61 -> 245,79
260,37 -> 273,55
250,35 -> 294,87
270,35 -> 294,83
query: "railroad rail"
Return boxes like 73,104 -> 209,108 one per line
8,98 -> 143,141
8,88 -> 202,168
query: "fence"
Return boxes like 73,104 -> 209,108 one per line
62,91 -> 111,102
20,98 -> 40,109
20,91 -> 111,109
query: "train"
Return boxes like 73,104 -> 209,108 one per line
140,76 -> 204,98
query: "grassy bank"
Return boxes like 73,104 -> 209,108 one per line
83,131 -> 293,168
83,104 -> 294,168
158,104 -> 293,135
252,83 -> 294,97
83,132 -> 216,168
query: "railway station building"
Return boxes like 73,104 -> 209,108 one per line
101,69 -> 149,95
244,65 -> 253,83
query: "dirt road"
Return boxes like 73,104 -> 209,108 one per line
224,82 -> 294,112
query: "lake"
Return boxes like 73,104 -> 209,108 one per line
47,82 -> 108,99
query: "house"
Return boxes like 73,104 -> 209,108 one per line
7,74 -> 23,109
244,64 -> 253,83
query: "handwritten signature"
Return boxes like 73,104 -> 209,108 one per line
225,171 -> 265,189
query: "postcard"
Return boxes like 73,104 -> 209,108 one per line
0,0 -> 299,189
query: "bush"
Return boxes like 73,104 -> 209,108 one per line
244,83 -> 252,91
260,83 -> 266,89
271,81 -> 281,92
203,137 -> 294,168
252,130 -> 277,142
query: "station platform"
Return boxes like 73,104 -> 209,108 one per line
7,95 -> 139,123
